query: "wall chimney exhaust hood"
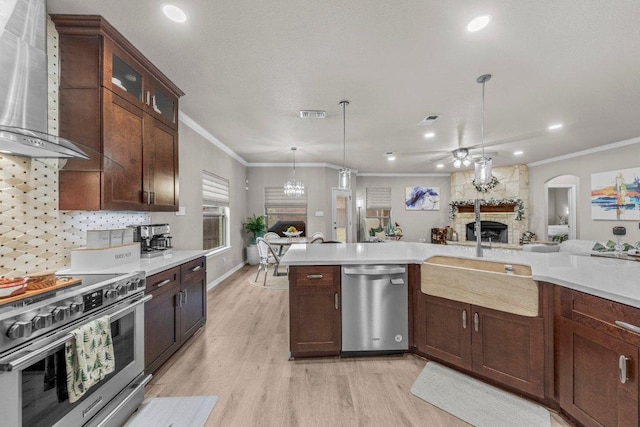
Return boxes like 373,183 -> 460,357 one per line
0,0 -> 118,169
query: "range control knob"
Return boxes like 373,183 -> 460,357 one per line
52,306 -> 70,323
32,313 -> 53,330
104,289 -> 118,299
7,321 -> 32,339
69,302 -> 84,314
127,281 -> 137,292
116,285 -> 128,296
136,279 -> 146,289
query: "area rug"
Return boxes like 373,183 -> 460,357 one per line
247,269 -> 289,290
411,362 -> 551,427
124,395 -> 218,427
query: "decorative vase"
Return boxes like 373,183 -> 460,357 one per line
246,245 -> 259,265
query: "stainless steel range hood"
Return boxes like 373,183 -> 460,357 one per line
0,0 -> 95,162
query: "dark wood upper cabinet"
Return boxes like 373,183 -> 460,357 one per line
52,15 -> 183,211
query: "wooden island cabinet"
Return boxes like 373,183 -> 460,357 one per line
52,15 -> 183,211
555,286 -> 640,427
289,265 -> 341,358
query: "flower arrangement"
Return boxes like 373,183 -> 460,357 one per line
449,198 -> 525,221
472,175 -> 499,192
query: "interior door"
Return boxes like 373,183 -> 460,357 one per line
331,188 -> 352,242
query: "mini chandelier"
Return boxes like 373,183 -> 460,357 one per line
284,147 -> 305,197
452,148 -> 471,168
474,74 -> 493,185
338,100 -> 351,189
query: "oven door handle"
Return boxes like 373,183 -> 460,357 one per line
0,294 -> 152,372
94,374 -> 153,427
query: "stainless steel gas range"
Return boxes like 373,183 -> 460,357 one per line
0,271 -> 151,427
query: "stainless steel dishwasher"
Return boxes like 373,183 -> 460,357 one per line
341,264 -> 408,354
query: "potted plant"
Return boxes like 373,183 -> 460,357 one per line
244,214 -> 266,265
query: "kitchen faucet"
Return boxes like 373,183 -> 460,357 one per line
475,199 -> 483,258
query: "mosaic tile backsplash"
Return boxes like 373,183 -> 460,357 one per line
0,154 -> 149,277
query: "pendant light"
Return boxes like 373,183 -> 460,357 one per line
474,74 -> 493,185
338,100 -> 351,189
284,147 -> 305,197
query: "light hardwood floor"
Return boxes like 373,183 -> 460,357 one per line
145,265 -> 570,426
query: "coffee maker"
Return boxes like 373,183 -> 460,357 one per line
132,224 -> 173,258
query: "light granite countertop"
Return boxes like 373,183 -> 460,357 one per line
281,242 -> 640,309
59,250 -> 207,277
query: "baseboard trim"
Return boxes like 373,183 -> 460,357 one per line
207,261 -> 246,291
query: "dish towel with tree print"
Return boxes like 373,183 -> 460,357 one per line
65,315 -> 115,403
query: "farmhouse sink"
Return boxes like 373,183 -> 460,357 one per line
422,256 -> 539,317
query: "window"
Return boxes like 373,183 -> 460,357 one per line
202,171 -> 230,251
366,187 -> 392,233
264,187 -> 307,229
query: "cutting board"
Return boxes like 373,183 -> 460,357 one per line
590,253 -> 640,262
0,278 -> 82,305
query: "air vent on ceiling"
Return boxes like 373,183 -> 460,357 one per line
418,115 -> 441,126
299,110 -> 326,119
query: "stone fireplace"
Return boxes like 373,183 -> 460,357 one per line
465,221 -> 508,243
450,165 -> 529,246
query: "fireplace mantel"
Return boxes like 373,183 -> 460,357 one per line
455,203 -> 517,213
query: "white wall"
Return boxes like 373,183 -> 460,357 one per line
152,122 -> 247,285
356,175 -> 451,242
246,166 -> 347,239
529,139 -> 640,244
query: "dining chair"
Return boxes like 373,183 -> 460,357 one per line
255,237 -> 284,285
309,236 -> 324,244
263,231 -> 279,240
311,232 -> 324,240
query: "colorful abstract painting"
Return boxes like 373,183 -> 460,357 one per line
591,167 -> 640,220
405,187 -> 440,211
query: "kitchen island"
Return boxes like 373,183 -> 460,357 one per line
282,242 -> 640,426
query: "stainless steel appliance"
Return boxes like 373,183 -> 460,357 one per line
132,224 -> 173,258
341,265 -> 408,354
0,271 -> 151,427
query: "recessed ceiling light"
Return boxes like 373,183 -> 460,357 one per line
424,132 -> 435,139
548,123 -> 563,130
385,152 -> 396,161
162,4 -> 187,23
513,150 -> 523,156
436,163 -> 444,168
467,15 -> 491,32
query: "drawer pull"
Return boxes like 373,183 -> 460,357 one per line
306,274 -> 324,279
155,279 -> 171,288
190,265 -> 203,272
615,320 -> 640,335
473,312 -> 479,332
619,355 -> 630,384
462,310 -> 467,329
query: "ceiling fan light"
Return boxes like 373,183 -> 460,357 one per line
462,158 -> 472,167
453,148 -> 469,160
474,157 -> 493,184
453,159 -> 462,168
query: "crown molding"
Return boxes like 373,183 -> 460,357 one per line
528,136 -> 640,167
179,112 -> 248,166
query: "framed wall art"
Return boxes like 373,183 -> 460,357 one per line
405,187 -> 440,211
591,167 -> 640,220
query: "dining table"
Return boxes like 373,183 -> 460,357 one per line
267,236 -> 309,256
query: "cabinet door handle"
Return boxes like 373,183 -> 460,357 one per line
142,190 -> 148,204
462,310 -> 467,329
335,293 -> 339,310
190,265 -> 202,272
146,91 -> 150,106
150,192 -> 156,204
473,312 -> 479,332
615,320 -> 640,335
306,274 -> 323,279
155,279 -> 171,288
152,95 -> 157,108
177,290 -> 183,307
183,289 -> 188,305
619,355 -> 630,384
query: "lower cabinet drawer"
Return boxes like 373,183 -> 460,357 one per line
146,266 -> 179,295
290,266 -> 337,287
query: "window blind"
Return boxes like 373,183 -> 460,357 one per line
202,171 -> 230,206
264,186 -> 307,206
366,187 -> 392,209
